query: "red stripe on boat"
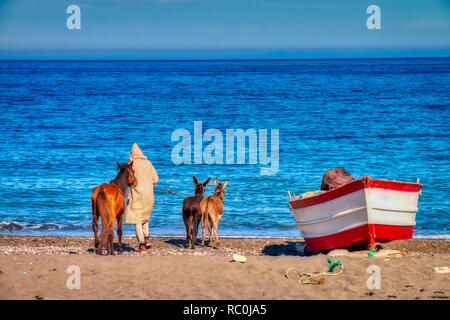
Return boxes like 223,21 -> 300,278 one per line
367,179 -> 422,192
290,179 -> 365,209
304,224 -> 414,252
304,224 -> 370,252
371,224 -> 414,242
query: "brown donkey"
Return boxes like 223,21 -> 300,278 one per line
200,178 -> 229,247
182,176 -> 211,249
92,162 -> 137,255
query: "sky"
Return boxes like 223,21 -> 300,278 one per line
0,0 -> 449,59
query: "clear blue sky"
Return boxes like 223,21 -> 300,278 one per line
0,0 -> 449,59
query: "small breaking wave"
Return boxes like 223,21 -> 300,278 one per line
0,221 -> 89,232
413,234 -> 450,240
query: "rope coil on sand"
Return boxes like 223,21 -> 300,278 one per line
286,258 -> 345,285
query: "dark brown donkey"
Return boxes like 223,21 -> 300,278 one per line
182,176 -> 211,249
91,162 -> 137,255
200,178 -> 229,247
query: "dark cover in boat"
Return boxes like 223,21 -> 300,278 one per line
320,167 -> 354,191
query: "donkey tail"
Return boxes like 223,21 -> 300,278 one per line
96,190 -> 113,255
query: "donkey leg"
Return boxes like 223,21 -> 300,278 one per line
215,217 -> 221,246
92,213 -> 99,253
108,232 -> 114,255
214,224 -> 220,247
201,214 -> 206,246
109,220 -> 116,255
92,196 -> 100,253
109,231 -> 115,255
183,214 -> 189,247
208,221 -> 214,246
184,223 -> 190,248
117,216 -> 123,254
186,215 -> 193,249
191,216 -> 200,249
210,222 -> 217,247
204,214 -> 213,246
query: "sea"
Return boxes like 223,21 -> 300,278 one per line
0,58 -> 449,239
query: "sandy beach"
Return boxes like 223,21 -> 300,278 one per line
0,235 -> 448,300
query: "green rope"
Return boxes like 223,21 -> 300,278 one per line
286,258 -> 345,285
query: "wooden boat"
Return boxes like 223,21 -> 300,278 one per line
288,177 -> 422,252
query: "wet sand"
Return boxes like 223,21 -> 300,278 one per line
0,235 -> 448,300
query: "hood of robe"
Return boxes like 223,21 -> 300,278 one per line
129,143 -> 147,162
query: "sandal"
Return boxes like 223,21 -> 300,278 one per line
144,237 -> 152,249
137,243 -> 146,253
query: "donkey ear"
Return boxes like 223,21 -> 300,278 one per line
223,180 -> 229,188
193,176 -> 199,185
214,178 -> 219,187
203,177 -> 211,187
117,162 -> 124,169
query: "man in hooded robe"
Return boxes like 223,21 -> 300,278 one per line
126,143 -> 159,252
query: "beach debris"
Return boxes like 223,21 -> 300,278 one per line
295,242 -> 307,254
433,267 -> 450,274
326,248 -> 404,258
327,258 -> 342,272
386,250 -> 406,257
232,254 -> 247,263
350,249 -> 405,258
35,295 -> 44,300
294,190 -> 325,200
310,278 -> 325,285
431,291 -> 448,299
327,249 -> 349,257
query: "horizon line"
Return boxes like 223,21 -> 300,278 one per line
1,56 -> 449,62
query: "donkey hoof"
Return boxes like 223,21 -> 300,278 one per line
97,250 -> 107,256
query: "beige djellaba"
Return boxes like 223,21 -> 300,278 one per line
125,143 -> 159,224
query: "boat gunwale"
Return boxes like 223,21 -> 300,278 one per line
289,177 -> 422,210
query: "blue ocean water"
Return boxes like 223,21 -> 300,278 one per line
0,58 -> 449,238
